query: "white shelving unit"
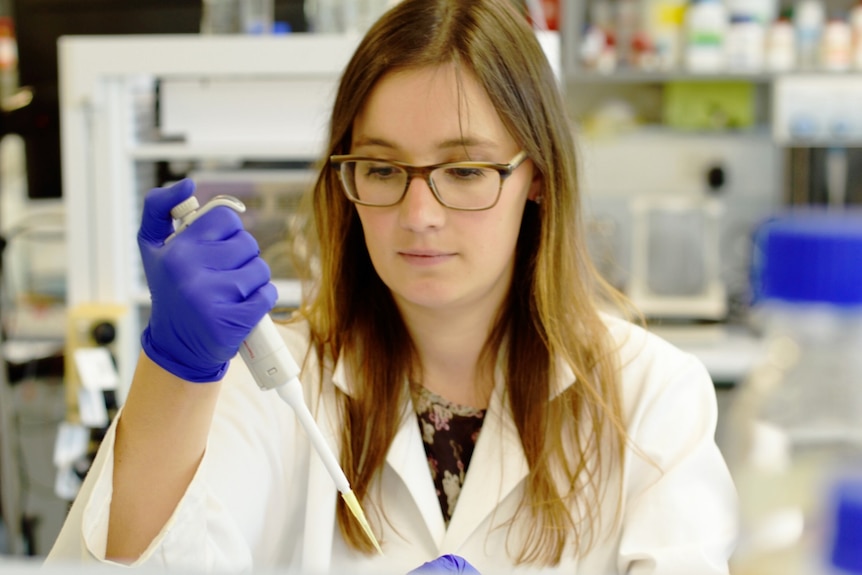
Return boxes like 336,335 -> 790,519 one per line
59,34 -> 359,396
560,1 -> 862,131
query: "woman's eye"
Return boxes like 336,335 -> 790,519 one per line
445,167 -> 485,180
365,164 -> 399,178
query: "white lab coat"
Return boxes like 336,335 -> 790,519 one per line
47,315 -> 738,574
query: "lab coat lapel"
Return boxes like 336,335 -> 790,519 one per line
328,351 -> 578,554
386,402 -> 448,549
441,357 -> 577,549
334,356 -> 447,550
441,377 -> 529,549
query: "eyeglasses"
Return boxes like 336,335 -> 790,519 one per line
330,151 -> 528,211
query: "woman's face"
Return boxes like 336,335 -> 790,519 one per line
350,64 -> 538,317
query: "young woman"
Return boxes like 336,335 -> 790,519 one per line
48,0 -> 738,573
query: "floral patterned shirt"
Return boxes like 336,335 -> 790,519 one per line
411,383 -> 487,524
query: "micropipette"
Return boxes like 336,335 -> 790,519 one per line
167,194 -> 383,555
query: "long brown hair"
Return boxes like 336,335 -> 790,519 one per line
291,0 -> 630,565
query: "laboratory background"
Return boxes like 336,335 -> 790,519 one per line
0,0 -> 860,573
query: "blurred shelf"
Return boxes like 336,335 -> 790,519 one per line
775,139 -> 862,148
129,142 -> 324,162
568,69 -> 862,84
580,124 -> 773,139
568,69 -> 776,84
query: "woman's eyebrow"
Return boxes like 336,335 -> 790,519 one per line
352,136 -> 397,149
437,137 -> 499,151
352,136 -> 500,152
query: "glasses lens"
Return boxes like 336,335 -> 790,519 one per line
431,165 -> 502,210
338,160 -> 505,209
342,160 -> 407,206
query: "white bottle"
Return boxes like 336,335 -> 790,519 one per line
726,13 -> 766,71
766,16 -> 797,71
616,0 -> 641,68
726,0 -> 779,25
0,17 -> 18,101
644,0 -> 688,70
851,1 -> 862,69
240,0 -> 274,34
821,18 -> 852,71
684,0 -> 729,72
794,0 -> 825,70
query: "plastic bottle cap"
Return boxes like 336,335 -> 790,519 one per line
830,478 -> 862,573
752,211 -> 862,306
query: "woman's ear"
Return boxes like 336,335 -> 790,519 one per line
527,170 -> 543,204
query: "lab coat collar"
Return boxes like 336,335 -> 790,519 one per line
328,348 -> 579,553
441,357 -> 577,549
329,352 -> 448,546
551,353 -> 577,400
440,367 -> 528,550
386,404 -> 449,546
331,353 -> 352,396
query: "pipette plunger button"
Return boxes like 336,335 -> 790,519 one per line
170,196 -> 200,220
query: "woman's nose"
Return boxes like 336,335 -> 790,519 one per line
399,175 -> 446,229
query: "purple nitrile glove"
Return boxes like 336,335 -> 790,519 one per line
407,554 -> 481,574
138,178 -> 278,382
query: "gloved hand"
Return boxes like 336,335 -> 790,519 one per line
406,554 -> 481,574
138,178 -> 277,382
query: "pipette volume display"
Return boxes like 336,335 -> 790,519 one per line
168,193 -> 383,555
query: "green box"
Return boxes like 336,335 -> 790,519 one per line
663,81 -> 755,130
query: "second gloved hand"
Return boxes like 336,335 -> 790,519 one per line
407,554 -> 481,574
138,179 -> 278,382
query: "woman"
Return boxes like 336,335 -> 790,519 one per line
48,0 -> 738,573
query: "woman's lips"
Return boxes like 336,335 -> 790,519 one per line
398,250 -> 455,265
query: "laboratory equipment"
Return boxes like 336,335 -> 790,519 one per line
728,210 -> 862,574
167,193 -> 383,555
627,193 -> 727,321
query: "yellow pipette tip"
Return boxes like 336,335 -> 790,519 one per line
341,489 -> 384,556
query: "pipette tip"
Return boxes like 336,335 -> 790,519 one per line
341,489 -> 384,556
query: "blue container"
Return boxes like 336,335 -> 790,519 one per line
830,478 -> 862,573
752,210 -> 862,307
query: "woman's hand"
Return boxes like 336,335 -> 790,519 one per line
407,554 -> 481,574
138,178 -> 277,382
